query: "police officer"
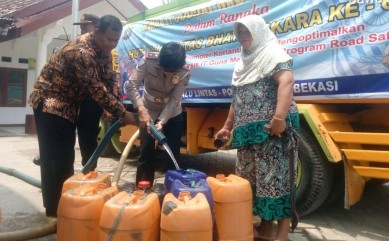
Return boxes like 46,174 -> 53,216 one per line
126,41 -> 190,185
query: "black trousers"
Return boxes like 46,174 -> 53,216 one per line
33,102 -> 76,217
77,96 -> 103,169
136,113 -> 183,186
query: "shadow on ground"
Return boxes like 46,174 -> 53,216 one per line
300,181 -> 389,240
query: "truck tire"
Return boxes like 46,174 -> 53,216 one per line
180,150 -> 237,177
296,122 -> 334,216
318,162 -> 344,210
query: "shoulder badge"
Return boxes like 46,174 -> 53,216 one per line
146,52 -> 159,59
170,67 -> 191,84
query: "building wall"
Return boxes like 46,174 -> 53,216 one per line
0,1 -> 141,125
0,35 -> 38,125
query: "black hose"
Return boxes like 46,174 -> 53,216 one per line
82,120 -> 122,174
149,122 -> 167,144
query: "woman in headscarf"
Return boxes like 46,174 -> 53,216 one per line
215,14 -> 300,241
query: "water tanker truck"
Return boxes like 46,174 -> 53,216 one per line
106,0 -> 389,215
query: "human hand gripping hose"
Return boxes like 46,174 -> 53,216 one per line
149,122 -> 180,170
149,122 -> 167,145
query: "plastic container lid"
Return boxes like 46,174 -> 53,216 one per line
138,181 -> 151,189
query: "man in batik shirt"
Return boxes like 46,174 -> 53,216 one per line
33,13 -> 102,168
28,15 -> 136,217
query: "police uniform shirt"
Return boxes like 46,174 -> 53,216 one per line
126,52 -> 190,124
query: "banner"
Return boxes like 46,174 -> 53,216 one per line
117,0 -> 389,103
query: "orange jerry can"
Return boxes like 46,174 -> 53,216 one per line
99,190 -> 161,241
57,183 -> 119,241
62,171 -> 111,193
206,174 -> 253,241
160,191 -> 213,241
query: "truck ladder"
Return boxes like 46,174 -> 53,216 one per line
329,132 -> 389,179
318,111 -> 389,180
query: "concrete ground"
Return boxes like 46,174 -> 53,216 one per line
0,126 -> 388,241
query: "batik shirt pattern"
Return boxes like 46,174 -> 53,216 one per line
28,33 -> 125,123
231,61 -> 299,148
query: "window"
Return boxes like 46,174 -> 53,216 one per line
0,67 -> 27,107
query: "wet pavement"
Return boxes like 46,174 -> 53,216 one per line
0,126 -> 388,241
